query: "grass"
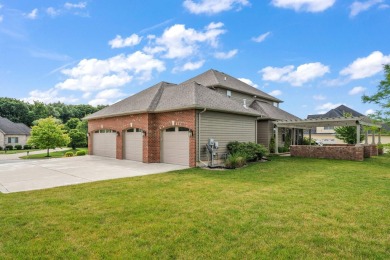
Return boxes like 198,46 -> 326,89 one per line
0,155 -> 389,259
0,149 -> 39,155
19,148 -> 88,159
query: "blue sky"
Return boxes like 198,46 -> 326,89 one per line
0,0 -> 389,118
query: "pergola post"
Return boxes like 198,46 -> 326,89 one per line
356,124 -> 361,145
378,128 -> 382,144
309,129 -> 312,146
371,130 -> 376,145
365,131 -> 368,145
292,128 -> 296,145
275,126 -> 279,154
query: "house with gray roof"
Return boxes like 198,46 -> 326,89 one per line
85,69 -> 301,166
0,116 -> 31,149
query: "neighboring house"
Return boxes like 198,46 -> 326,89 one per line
305,105 -> 389,144
85,69 -> 301,166
0,116 -> 31,148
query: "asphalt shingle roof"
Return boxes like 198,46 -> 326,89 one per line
307,105 -> 363,119
182,69 -> 282,103
85,81 -> 260,120
250,100 -> 301,120
0,116 -> 31,135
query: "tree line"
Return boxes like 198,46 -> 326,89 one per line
0,97 -> 107,127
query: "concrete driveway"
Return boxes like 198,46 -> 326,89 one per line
0,156 -> 188,193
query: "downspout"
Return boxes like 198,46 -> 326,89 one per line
198,108 -> 208,167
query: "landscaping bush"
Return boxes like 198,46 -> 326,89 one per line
64,152 -> 74,157
302,136 -> 316,145
269,137 -> 275,153
76,150 -> 86,156
227,141 -> 269,161
0,146 -> 3,151
5,145 -> 13,150
14,145 -> 22,150
278,147 -> 289,153
23,145 -> 32,150
224,153 -> 246,169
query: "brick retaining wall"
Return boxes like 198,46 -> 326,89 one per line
290,145 -> 364,161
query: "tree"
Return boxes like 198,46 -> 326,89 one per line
0,97 -> 30,125
28,117 -> 70,157
362,64 -> 390,123
334,112 -> 365,144
65,118 -> 81,131
335,126 -> 365,144
68,129 -> 87,149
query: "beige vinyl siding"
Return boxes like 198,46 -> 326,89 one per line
197,111 -> 256,161
257,120 -> 273,148
0,133 -> 4,148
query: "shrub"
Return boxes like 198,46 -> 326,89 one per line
278,147 -> 289,153
224,153 -> 247,169
0,146 -> 3,151
5,145 -> 13,150
14,145 -> 22,150
227,141 -> 269,161
23,144 -> 32,150
76,150 -> 86,156
64,152 -> 74,157
302,136 -> 316,145
269,137 -> 275,153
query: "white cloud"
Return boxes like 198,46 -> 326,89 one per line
350,0 -> 383,17
88,88 -> 127,105
109,34 -> 142,49
269,90 -> 282,96
183,0 -> 250,14
365,109 -> 376,115
145,22 -> 226,59
252,32 -> 271,43
22,88 -> 78,104
271,0 -> 335,12
238,78 -> 259,88
260,62 -> 330,86
340,51 -> 390,80
313,94 -> 326,100
26,8 -> 38,20
316,102 -> 342,112
64,2 -> 87,9
174,60 -> 205,72
214,49 -> 238,59
55,51 -> 165,92
46,7 -> 60,17
349,86 -> 366,95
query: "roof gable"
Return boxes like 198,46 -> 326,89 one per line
182,69 -> 282,103
307,105 -> 363,119
0,116 -> 30,135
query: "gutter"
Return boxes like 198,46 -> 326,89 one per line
198,108 -> 208,167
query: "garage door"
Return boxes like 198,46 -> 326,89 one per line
161,127 -> 189,166
124,128 -> 143,161
92,129 -> 117,158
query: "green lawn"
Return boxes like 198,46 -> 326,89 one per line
0,155 -> 389,259
19,148 -> 88,159
0,149 -> 39,155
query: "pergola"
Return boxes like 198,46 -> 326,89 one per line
273,116 -> 382,154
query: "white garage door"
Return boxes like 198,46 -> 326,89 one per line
161,127 -> 189,166
92,130 -> 117,158
124,128 -> 143,161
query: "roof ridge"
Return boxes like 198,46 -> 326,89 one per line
147,82 -> 169,111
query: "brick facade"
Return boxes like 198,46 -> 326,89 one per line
88,110 -> 197,167
290,145 -> 364,161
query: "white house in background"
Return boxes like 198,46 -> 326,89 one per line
0,116 -> 31,148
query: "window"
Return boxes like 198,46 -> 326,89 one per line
324,126 -> 334,130
8,137 -> 19,143
165,127 -> 176,132
227,90 -> 232,98
178,127 -> 189,132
